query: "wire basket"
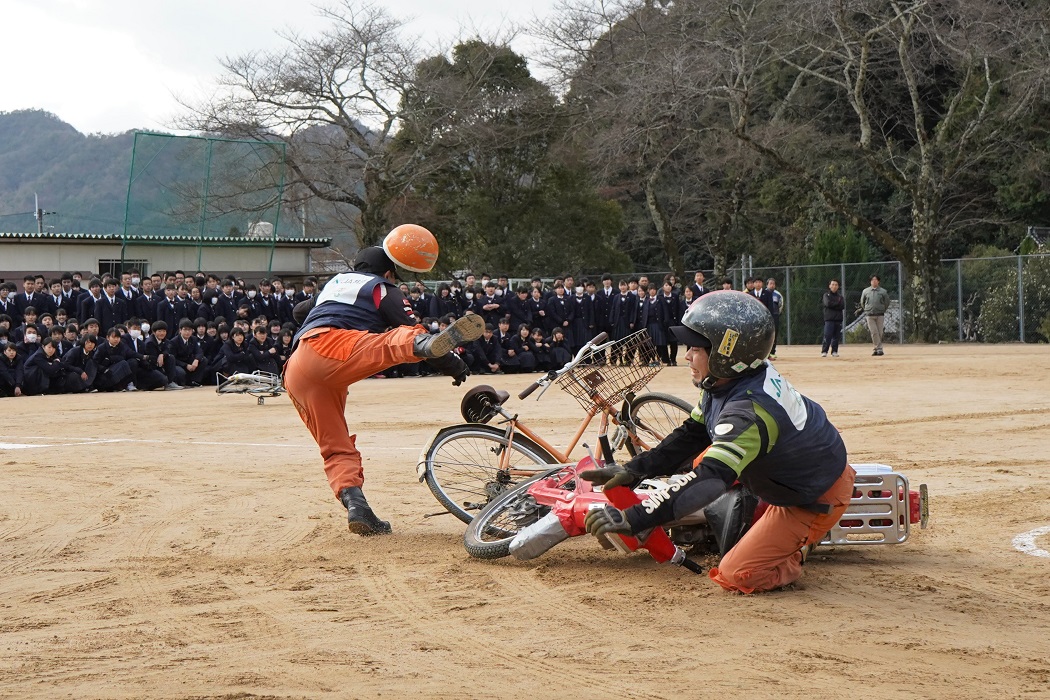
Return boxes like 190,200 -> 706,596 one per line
555,329 -> 661,412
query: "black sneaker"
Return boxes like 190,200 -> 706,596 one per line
338,487 -> 392,536
413,315 -> 485,358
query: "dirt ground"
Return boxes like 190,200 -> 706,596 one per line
2,343 -> 1049,699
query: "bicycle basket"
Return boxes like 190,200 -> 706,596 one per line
555,329 -> 661,412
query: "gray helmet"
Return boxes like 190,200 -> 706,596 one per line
670,290 -> 774,383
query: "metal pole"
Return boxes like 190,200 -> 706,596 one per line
121,132 -> 141,267
956,259 -> 963,341
1018,255 -> 1025,343
784,266 -> 792,345
198,139 -> 214,272
840,262 -> 846,345
897,261 -> 904,344
267,142 -> 287,274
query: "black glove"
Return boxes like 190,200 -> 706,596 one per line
580,464 -> 636,490
427,352 -> 469,386
584,504 -> 632,539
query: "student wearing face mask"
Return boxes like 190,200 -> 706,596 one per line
16,323 -> 41,356
24,337 -> 86,395
570,284 -> 594,356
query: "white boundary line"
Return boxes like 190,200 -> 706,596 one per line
1012,525 -> 1050,559
0,437 -> 310,450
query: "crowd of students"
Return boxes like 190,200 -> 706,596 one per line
0,269 -> 311,396
0,266 -> 746,396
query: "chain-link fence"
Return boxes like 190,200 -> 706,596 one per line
501,254 -> 1050,344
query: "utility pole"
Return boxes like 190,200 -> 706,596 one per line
33,193 -> 51,234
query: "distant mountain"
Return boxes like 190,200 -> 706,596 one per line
0,110 -> 310,240
0,110 -> 136,234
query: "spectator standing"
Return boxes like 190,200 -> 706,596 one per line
861,275 -> 891,356
760,278 -> 784,360
820,280 -> 845,357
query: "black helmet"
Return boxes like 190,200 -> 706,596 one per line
670,290 -> 774,386
353,246 -> 396,276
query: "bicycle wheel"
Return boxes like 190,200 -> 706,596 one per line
422,424 -> 559,524
626,392 -> 694,457
463,467 -> 563,560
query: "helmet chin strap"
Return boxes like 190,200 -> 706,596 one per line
700,375 -> 719,390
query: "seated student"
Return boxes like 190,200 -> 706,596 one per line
81,318 -> 102,341
248,325 -> 280,375
93,327 -> 138,391
508,322 -> 538,374
63,334 -> 99,390
63,324 -> 79,347
268,319 -> 282,343
548,327 -> 573,368
0,342 -> 25,397
48,325 -> 72,358
122,319 -> 168,391
220,327 -> 254,375
273,329 -> 294,373
37,312 -> 55,336
494,317 -> 521,372
168,320 -> 207,387
467,322 -> 502,375
0,314 -> 12,339
143,321 -> 182,390
54,308 -> 70,328
23,337 -> 86,395
530,327 -> 553,371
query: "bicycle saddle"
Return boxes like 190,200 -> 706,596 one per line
460,384 -> 510,424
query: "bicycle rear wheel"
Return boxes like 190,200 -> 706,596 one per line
422,424 -> 559,524
626,392 -> 694,456
463,467 -> 563,560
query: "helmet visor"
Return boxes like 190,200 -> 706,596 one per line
670,325 -> 712,349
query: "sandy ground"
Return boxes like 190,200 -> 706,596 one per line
2,343 -> 1050,699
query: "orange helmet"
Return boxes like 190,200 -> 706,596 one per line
382,224 -> 439,273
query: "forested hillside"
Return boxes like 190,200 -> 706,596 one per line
0,110 -> 134,235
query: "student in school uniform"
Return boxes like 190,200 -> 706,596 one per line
548,327 -> 572,368
505,287 -> 533,331
22,338 -> 86,395
478,282 -> 505,327
530,327 -> 553,371
77,279 -> 103,325
169,320 -> 208,387
509,323 -> 538,373
470,323 -> 502,375
0,342 -> 25,397
494,317 -> 520,372
94,279 -> 130,333
143,321 -> 182,390
248,325 -> 281,375
220,327 -> 255,375
570,283 -> 594,355
93,328 -> 138,392
122,319 -> 170,391
544,284 -> 575,345
429,283 -> 461,320
63,334 -> 99,390
658,280 -> 683,366
640,285 -> 665,366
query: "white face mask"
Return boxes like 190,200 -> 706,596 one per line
211,297 -> 218,305
131,277 -> 140,285
465,292 -> 473,300
129,329 -> 142,339
575,287 -> 584,295
141,323 -> 150,334
24,334 -> 38,343
429,322 -> 439,332
247,291 -> 257,299
285,290 -> 295,298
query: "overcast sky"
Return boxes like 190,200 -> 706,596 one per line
1,0 -> 555,135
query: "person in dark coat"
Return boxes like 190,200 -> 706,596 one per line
93,328 -> 138,391
544,285 -> 575,344
220,328 -> 255,375
820,279 -> 846,357
477,283 -> 505,327
94,279 -> 130,332
658,280 -> 682,366
63,335 -> 99,390
0,342 -> 25,397
509,323 -> 538,373
77,279 -> 103,325
570,285 -> 594,355
213,280 -> 241,326
169,321 -> 208,386
470,324 -> 502,374
505,287 -> 533,331
248,325 -> 281,375
493,317 -> 519,372
429,283 -> 461,320
640,285 -> 666,366
144,321 -> 182,389
23,338 -> 85,394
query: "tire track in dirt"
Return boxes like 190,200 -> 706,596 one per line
358,561 -> 661,699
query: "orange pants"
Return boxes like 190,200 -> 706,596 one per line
708,464 -> 856,594
283,325 -> 425,499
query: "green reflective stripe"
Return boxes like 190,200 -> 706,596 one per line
705,424 -> 764,476
690,405 -> 705,424
754,402 -> 779,451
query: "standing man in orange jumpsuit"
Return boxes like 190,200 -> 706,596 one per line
284,225 -> 483,535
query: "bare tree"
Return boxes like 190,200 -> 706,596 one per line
730,0 -> 1050,339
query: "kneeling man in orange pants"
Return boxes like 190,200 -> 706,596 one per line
581,291 -> 854,592
284,225 -> 483,535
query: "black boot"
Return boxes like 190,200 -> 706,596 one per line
338,487 -> 392,536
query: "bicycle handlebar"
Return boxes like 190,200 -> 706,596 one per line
518,381 -> 543,400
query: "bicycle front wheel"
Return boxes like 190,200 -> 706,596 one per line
422,424 -> 559,524
463,467 -> 563,560
626,392 -> 694,456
